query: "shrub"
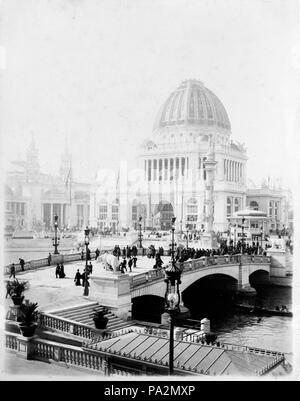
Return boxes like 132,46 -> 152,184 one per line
6,279 -> 29,297
19,302 -> 39,325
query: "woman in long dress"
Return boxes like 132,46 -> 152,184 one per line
74,269 -> 81,286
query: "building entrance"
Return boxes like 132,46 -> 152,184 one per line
153,201 -> 174,230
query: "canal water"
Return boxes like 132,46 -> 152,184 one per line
189,286 -> 293,355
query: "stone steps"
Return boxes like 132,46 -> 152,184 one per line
54,306 -> 106,320
50,302 -> 131,332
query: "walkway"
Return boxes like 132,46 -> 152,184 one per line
4,256 -> 170,313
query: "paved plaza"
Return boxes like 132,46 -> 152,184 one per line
4,255 -> 170,313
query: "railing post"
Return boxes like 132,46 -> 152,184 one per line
17,335 -> 36,360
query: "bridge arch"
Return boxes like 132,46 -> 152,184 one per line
249,268 -> 270,287
180,265 -> 239,293
132,294 -> 165,323
182,273 -> 238,320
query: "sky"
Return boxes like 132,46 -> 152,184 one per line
0,0 -> 299,188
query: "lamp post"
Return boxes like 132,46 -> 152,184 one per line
83,226 -> 90,297
138,216 -> 143,248
234,224 -> 237,247
186,225 -> 189,249
227,222 -> 231,246
260,225 -> 263,251
52,215 -> 60,254
241,217 -> 245,254
164,216 -> 183,375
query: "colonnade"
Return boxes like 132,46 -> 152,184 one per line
145,157 -> 189,182
224,159 -> 244,183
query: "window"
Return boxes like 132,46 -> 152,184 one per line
148,160 -> 152,181
227,197 -> 232,217
99,203 -> 108,220
234,198 -> 239,212
187,198 -> 198,223
250,201 -> 259,211
153,160 -> 157,181
181,157 -> 185,176
159,159 -> 163,181
274,201 -> 279,219
203,157 -> 207,180
170,159 -> 174,181
164,159 -> 168,180
132,205 -> 137,221
269,201 -> 273,217
112,200 -> 119,221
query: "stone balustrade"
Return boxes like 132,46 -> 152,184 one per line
4,251 -> 102,275
129,254 -> 270,290
6,332 -> 18,351
39,313 -> 94,339
4,331 -> 106,373
5,325 -> 285,376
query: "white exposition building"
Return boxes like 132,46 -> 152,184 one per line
90,79 -> 248,234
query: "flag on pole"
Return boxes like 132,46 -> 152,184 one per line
116,168 -> 120,194
65,168 -> 71,188
65,165 -> 72,206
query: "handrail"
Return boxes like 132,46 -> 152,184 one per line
130,254 -> 271,289
3,250 -> 109,275
39,312 -> 95,339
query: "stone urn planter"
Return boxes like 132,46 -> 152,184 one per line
11,295 -> 24,306
92,310 -> 108,330
6,279 -> 28,305
19,322 -> 38,337
18,302 -> 39,337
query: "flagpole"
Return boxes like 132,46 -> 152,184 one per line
67,161 -> 72,230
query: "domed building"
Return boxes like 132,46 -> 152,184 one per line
90,79 -> 248,236
137,79 -> 248,233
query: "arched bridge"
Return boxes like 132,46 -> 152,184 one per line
89,254 -> 271,320
130,254 -> 270,299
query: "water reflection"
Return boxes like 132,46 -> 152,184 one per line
188,285 -> 292,354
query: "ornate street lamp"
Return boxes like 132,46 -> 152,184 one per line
260,225 -> 263,251
227,221 -> 231,246
241,217 -> 245,254
164,216 -> 183,375
138,216 -> 143,248
83,226 -> 90,297
186,224 -> 189,249
52,215 -> 60,254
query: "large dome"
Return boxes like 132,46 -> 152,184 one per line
154,79 -> 231,131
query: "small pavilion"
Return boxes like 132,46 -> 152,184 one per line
228,208 -> 269,244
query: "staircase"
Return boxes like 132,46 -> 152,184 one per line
50,302 -> 132,331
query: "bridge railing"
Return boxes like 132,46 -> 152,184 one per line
130,254 -> 271,289
4,250 -> 103,276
